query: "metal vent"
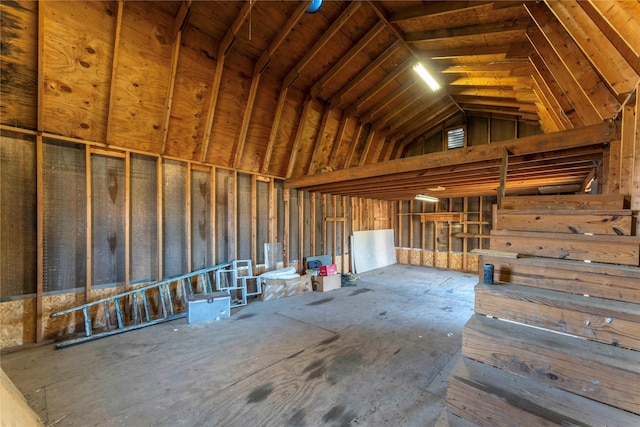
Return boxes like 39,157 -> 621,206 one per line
447,127 -> 465,150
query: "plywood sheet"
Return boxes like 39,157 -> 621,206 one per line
107,1 -> 173,152
41,1 -> 115,142
352,229 -> 396,273
0,0 -> 37,129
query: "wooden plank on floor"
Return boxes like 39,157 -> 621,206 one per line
447,356 -> 640,426
495,209 -> 632,235
461,314 -> 640,414
481,255 -> 640,304
499,194 -> 628,210
474,283 -> 640,351
28,316 -> 336,425
489,230 -> 640,265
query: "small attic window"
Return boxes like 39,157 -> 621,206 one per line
446,127 -> 465,150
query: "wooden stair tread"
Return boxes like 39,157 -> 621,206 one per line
480,255 -> 640,304
448,356 -> 640,426
499,194 -> 628,211
495,209 -> 632,235
490,230 -> 640,265
461,314 -> 640,414
474,282 -> 640,350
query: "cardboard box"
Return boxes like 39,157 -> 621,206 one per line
319,264 -> 337,276
313,274 -> 341,292
261,274 -> 312,301
187,292 -> 230,323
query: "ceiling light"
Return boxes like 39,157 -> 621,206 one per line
413,63 -> 440,91
415,194 -> 439,202
307,0 -> 323,13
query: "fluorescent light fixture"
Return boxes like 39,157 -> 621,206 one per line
413,63 -> 440,91
415,194 -> 439,202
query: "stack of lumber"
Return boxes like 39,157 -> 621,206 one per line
445,194 -> 640,426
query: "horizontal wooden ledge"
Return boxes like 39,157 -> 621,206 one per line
499,194 -> 629,210
447,356 -> 640,426
481,255 -> 640,304
284,122 -> 617,190
462,314 -> 640,414
474,282 -> 640,351
495,209 -> 633,235
490,230 -> 640,265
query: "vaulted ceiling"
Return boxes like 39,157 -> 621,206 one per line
1,1 -> 639,199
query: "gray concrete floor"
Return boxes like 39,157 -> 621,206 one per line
1,264 -> 477,427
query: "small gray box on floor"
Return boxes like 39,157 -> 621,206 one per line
187,292 -> 231,324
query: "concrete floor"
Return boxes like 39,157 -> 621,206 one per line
1,264 -> 477,427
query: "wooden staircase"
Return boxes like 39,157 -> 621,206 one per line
444,194 -> 640,426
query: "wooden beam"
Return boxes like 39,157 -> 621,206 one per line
185,163 -> 192,271
124,152 -> 130,290
582,0 -> 640,75
36,1 -> 44,132
620,93 -> 637,197
160,30 -> 182,155
284,1 -> 362,88
344,56 -> 414,117
546,0 -> 638,97
389,1 -> 494,23
329,40 -> 403,108
327,113 -> 348,170
283,189 -> 290,265
210,168 -> 216,265
359,128 -> 376,166
359,79 -> 416,124
310,21 -> 386,98
498,147 -> 508,205
251,175 -> 257,265
344,122 -> 364,169
372,91 -> 428,131
286,97 -> 313,178
308,104 -> 330,175
199,0 -> 254,163
262,85 -> 288,175
234,72 -> 261,168
157,157 -> 163,278
285,122 -> 617,190
526,2 -> 620,120
105,0 -> 124,145
529,53 -> 581,128
634,84 -> 640,213
172,1 -> 192,41
85,145 -> 92,301
405,18 -> 531,43
36,135 -> 44,342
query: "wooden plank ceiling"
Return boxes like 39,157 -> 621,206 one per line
1,1 -> 639,199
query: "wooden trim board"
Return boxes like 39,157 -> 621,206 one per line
461,314 -> 640,414
481,255 -> 640,304
474,282 -> 640,351
490,230 -> 640,265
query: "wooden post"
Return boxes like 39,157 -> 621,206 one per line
124,152 -> 130,290
36,135 -> 44,343
251,175 -> 257,264
283,189 -> 290,266
85,145 -> 92,301
298,190 -> 304,269
157,157 -> 163,279
185,163 -> 192,271
210,168 -> 216,264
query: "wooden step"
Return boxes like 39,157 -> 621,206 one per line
489,230 -> 640,265
474,282 -> 640,351
447,356 -> 640,426
499,194 -> 628,211
480,255 -> 640,304
461,314 -> 640,414
495,209 -> 632,235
